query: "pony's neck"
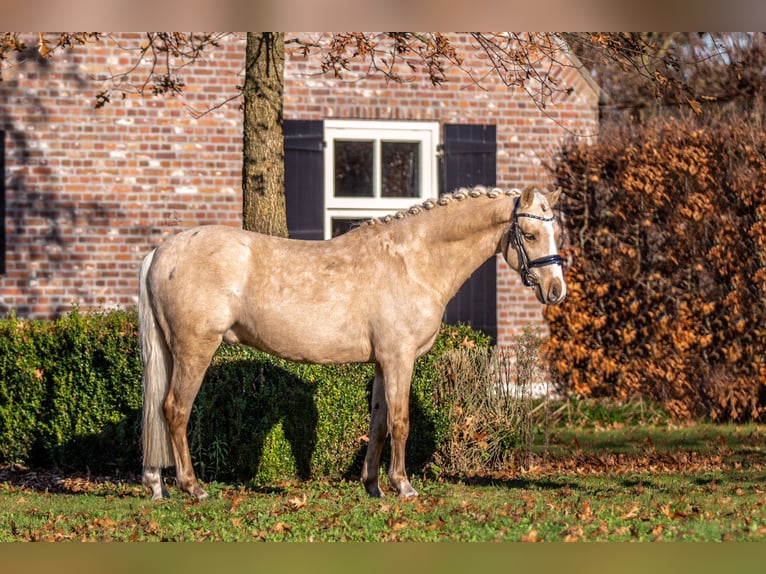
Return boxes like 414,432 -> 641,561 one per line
393,194 -> 515,305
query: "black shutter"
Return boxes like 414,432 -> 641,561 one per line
0,131 -> 4,274
284,120 -> 324,240
440,124 -> 496,195
441,124 -> 497,342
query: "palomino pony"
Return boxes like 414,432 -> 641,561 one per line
139,185 -> 566,500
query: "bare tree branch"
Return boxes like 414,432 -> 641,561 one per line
92,32 -> 231,108
8,31 -> 760,122
1,32 -> 101,69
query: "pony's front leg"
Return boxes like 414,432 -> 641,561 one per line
381,358 -> 418,498
362,365 -> 388,497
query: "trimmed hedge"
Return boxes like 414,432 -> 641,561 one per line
0,308 -> 142,469
0,307 -> 491,482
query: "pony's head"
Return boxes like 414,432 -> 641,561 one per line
501,187 -> 566,305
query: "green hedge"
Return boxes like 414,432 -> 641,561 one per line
0,308 -> 490,483
0,308 -> 143,470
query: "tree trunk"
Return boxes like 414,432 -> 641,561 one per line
242,32 -> 287,236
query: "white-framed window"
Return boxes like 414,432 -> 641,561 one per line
323,120 -> 440,239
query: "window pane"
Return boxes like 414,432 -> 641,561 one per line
331,217 -> 366,238
382,141 -> 419,198
334,140 -> 374,197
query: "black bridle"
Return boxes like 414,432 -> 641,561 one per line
508,196 -> 564,288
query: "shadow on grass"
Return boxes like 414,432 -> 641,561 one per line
438,474 -> 580,492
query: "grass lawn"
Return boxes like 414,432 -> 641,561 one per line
1,421 -> 765,542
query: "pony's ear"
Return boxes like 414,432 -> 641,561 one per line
548,187 -> 562,208
520,187 -> 536,208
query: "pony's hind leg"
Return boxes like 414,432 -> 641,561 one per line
361,365 -> 388,497
142,466 -> 169,500
164,338 -> 220,500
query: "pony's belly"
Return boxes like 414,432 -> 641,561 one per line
229,323 -> 375,365
259,339 -> 375,364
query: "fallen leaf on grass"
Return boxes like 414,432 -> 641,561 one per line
287,493 -> 308,510
423,517 -> 446,531
91,515 -> 117,530
621,503 -> 641,520
563,525 -> 584,542
272,521 -> 292,534
592,520 -> 609,537
576,500 -> 594,521
521,529 -> 539,542
660,504 -> 692,520
144,518 -> 160,534
228,495 -> 245,513
391,520 -> 409,532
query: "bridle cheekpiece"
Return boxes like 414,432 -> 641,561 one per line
509,196 -> 564,287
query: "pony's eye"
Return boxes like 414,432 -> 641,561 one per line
524,233 -> 536,241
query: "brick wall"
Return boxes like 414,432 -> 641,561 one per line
1,33 -> 598,344
1,33 -> 245,316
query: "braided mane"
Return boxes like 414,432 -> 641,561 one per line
361,185 -> 522,228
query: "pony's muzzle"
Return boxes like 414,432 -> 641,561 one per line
546,277 -> 566,305
527,269 -> 566,305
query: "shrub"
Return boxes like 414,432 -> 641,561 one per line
0,308 -> 493,483
0,314 -> 46,463
0,308 -> 142,469
429,328 -> 543,478
549,111 -> 766,420
191,345 -> 373,483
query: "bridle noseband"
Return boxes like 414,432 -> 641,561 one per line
508,196 -> 564,287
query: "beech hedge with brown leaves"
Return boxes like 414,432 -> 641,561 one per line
547,113 -> 766,420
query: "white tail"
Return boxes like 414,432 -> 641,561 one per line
139,249 -> 174,468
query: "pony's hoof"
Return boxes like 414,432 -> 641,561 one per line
397,481 -> 419,498
143,481 -> 170,500
188,486 -> 209,501
150,488 -> 170,501
181,483 -> 209,501
142,467 -> 169,500
364,480 -> 386,498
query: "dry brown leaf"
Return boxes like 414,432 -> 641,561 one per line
521,529 -> 539,542
621,503 -> 641,520
272,521 -> 292,534
287,493 -> 308,510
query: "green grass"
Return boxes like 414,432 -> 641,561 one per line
542,421 -> 766,458
2,422 -> 765,542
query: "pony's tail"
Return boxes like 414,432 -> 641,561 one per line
139,249 -> 174,469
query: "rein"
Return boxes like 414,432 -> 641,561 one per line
509,196 -> 564,287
